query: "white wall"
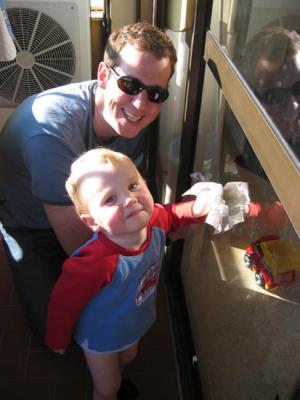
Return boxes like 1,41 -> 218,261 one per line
110,0 -> 137,31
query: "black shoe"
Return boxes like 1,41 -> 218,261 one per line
117,379 -> 139,399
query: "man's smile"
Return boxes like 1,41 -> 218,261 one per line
122,108 -> 143,122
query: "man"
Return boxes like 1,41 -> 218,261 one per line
230,26 -> 300,236
0,21 -> 177,340
237,26 -> 300,179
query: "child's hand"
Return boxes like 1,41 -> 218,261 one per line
182,182 -> 223,217
53,349 -> 65,355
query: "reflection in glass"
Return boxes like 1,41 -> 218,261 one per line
179,2 -> 300,399
181,96 -> 300,400
240,26 -> 300,162
217,2 -> 300,162
222,106 -> 297,242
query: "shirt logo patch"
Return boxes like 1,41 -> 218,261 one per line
136,261 -> 160,305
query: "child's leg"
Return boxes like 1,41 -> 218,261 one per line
84,342 -> 140,400
119,341 -> 139,371
84,351 -> 120,400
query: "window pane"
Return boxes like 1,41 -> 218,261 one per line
182,91 -> 300,399
212,0 -> 300,162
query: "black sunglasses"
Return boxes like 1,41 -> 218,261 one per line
109,66 -> 169,104
257,81 -> 300,105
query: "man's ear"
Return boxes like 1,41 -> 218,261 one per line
97,62 -> 110,89
80,214 -> 101,232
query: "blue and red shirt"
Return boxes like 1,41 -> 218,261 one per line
46,201 -> 204,353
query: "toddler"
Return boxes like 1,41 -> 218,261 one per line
45,148 -> 217,400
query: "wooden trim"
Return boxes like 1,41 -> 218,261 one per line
204,30 -> 300,237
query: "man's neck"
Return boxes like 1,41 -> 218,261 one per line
93,87 -> 118,142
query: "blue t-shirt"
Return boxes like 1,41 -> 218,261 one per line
0,80 -> 148,228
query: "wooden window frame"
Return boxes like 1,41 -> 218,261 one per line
204,30 -> 300,237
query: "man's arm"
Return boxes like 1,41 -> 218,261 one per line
44,203 -> 92,256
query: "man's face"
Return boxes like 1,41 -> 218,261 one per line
254,55 -> 300,145
96,44 -> 171,139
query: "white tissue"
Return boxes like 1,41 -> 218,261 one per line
182,180 -> 250,234
222,182 -> 250,232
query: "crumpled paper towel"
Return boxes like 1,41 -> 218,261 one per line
222,182 -> 250,232
182,181 -> 250,233
182,182 -> 228,233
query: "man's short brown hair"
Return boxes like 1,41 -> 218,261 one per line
242,26 -> 300,91
104,21 -> 177,79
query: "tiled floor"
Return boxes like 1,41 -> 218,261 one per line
0,236 -> 181,400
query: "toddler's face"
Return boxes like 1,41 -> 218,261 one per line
79,160 -> 154,238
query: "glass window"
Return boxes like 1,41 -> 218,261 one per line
182,92 -> 300,399
215,0 -> 300,163
178,1 -> 300,398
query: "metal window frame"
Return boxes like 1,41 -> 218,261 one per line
162,1 -> 213,399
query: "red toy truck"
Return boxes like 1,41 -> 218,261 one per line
244,235 -> 300,290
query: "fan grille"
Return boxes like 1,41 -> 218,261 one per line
0,7 -> 76,104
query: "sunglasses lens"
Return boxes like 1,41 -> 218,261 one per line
291,81 -> 300,98
260,88 -> 286,105
117,77 -> 141,95
259,81 -> 300,105
147,87 -> 169,103
116,74 -> 169,103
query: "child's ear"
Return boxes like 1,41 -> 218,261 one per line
80,214 -> 101,232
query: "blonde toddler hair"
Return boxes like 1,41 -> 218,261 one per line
66,148 -> 139,216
